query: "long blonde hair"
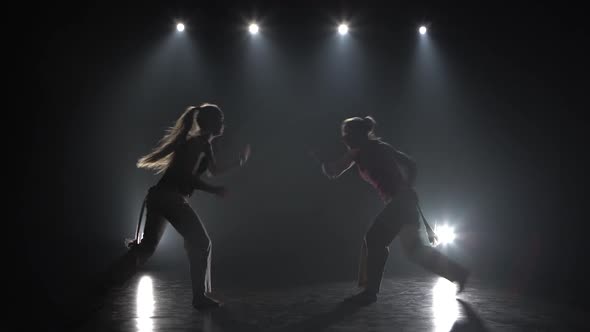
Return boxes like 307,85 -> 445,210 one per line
137,105 -> 200,173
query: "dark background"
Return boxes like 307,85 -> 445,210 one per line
19,0 -> 588,326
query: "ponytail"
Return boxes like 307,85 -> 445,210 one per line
137,106 -> 199,173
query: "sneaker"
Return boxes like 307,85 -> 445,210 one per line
193,295 -> 222,311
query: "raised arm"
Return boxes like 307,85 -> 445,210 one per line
192,177 -> 226,196
207,144 -> 250,177
189,139 -> 227,196
320,149 -> 359,179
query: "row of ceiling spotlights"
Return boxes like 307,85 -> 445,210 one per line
175,22 -> 428,35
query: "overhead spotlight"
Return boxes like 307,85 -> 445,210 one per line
338,23 -> 349,36
176,23 -> 185,32
419,26 -> 427,35
249,23 -> 259,35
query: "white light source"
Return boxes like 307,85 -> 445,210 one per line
434,223 -> 456,246
432,277 -> 460,331
249,23 -> 259,35
419,26 -> 427,35
338,23 -> 349,35
136,276 -> 155,332
176,23 -> 185,32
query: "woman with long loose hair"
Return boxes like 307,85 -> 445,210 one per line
127,103 -> 250,310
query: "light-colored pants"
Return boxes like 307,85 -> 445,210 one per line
132,186 -> 212,299
358,189 -> 466,293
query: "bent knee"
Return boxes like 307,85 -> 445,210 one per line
185,237 -> 211,253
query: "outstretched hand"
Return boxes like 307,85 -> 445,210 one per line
427,228 -> 439,247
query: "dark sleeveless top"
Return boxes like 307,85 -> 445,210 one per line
354,140 -> 407,202
156,136 -> 211,196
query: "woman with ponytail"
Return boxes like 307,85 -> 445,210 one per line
127,103 -> 250,310
314,116 -> 469,305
